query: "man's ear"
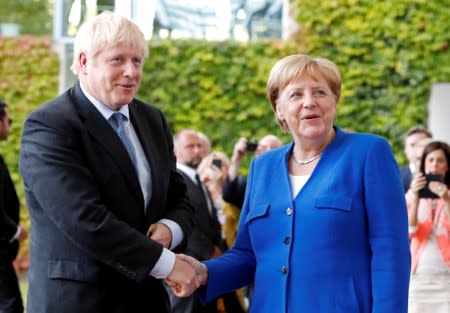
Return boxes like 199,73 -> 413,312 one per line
78,53 -> 88,74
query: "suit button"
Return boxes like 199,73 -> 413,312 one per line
283,236 -> 291,244
281,266 -> 288,274
286,207 -> 293,216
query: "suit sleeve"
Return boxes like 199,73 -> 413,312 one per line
19,110 -> 164,282
154,111 -> 195,250
0,158 -> 18,241
364,138 -> 411,313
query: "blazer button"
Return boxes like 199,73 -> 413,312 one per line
281,265 -> 288,274
286,207 -> 293,216
283,236 -> 291,244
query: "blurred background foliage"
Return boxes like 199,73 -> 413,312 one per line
0,0 -> 53,35
1,0 -> 450,262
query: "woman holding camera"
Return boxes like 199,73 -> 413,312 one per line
407,140 -> 450,313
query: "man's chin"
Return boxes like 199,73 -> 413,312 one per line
187,161 -> 200,169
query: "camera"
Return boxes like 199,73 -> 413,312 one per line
212,158 -> 222,169
246,141 -> 258,153
418,174 -> 443,199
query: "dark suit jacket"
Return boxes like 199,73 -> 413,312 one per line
0,155 -> 20,262
222,175 -> 247,209
178,171 -> 222,261
19,82 -> 194,313
400,165 -> 412,193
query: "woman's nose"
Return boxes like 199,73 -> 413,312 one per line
303,91 -> 316,107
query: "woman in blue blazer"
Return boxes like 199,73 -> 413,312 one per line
170,54 -> 411,313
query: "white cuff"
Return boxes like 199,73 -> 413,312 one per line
159,218 -> 183,250
149,248 -> 175,279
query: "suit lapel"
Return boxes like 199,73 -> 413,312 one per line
69,83 -> 144,204
128,104 -> 158,214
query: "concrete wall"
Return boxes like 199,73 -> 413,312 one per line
428,83 -> 450,144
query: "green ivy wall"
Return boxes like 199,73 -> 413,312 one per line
1,0 -> 449,260
292,0 -> 450,164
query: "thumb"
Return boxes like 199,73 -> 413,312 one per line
146,224 -> 156,237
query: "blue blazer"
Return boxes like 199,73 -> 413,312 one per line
202,127 -> 411,313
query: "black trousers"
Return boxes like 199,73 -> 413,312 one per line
0,261 -> 23,313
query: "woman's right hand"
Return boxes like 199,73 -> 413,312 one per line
178,253 -> 208,286
409,172 -> 427,196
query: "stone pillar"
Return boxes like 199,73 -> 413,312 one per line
428,83 -> 450,144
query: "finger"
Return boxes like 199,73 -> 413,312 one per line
146,224 -> 156,236
178,254 -> 193,262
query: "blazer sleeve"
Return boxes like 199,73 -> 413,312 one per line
200,160 -> 257,302
20,109 -> 164,282
363,138 -> 411,313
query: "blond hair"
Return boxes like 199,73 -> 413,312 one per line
71,11 -> 148,75
267,54 -> 341,131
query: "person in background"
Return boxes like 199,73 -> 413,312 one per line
400,127 -> 432,193
171,53 -> 411,313
198,131 -> 212,159
0,100 -> 28,313
406,140 -> 450,313
197,151 -> 247,313
19,12 -> 197,313
223,134 -> 283,210
168,129 -> 222,313
411,137 -> 434,175
197,152 -> 230,219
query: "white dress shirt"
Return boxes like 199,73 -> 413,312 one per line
80,83 -> 182,279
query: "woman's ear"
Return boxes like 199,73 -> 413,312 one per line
276,102 -> 285,122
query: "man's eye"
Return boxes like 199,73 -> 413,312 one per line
111,57 -> 122,64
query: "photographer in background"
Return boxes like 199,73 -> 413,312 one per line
406,140 -> 450,313
0,100 -> 28,313
400,127 -> 432,193
223,135 -> 283,210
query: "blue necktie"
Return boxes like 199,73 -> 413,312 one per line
109,112 -> 137,166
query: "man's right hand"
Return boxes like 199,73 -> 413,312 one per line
17,225 -> 28,242
165,254 -> 200,297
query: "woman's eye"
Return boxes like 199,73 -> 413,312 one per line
314,89 -> 327,96
290,91 -> 303,99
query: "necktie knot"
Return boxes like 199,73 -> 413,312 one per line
110,112 -> 128,127
109,112 -> 137,166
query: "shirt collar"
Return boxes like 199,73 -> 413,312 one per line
176,163 -> 197,183
79,82 -> 130,120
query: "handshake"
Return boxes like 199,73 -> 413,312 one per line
165,254 -> 207,297
147,223 -> 208,297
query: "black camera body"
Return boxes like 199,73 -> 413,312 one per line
246,141 -> 258,152
418,174 -> 443,199
212,159 -> 222,169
